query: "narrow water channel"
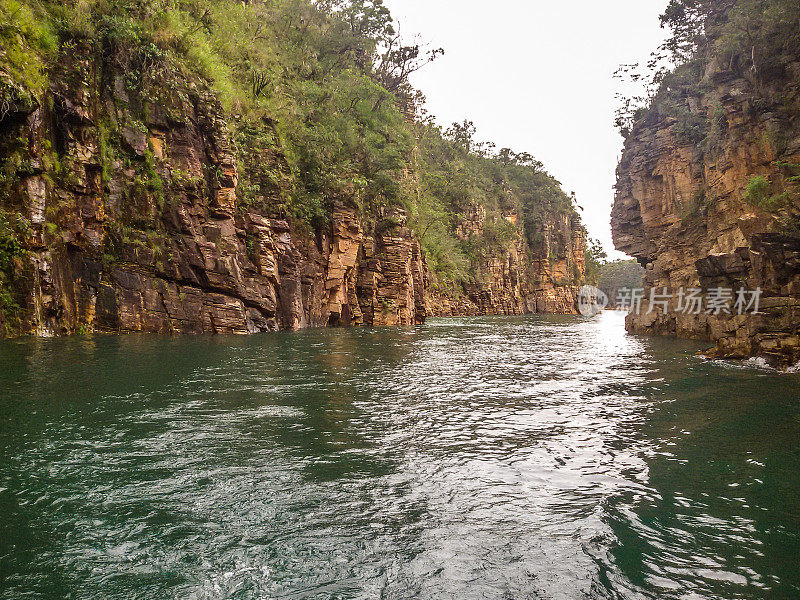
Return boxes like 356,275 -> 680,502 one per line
1,312 -> 798,599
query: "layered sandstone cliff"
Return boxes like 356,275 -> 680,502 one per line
0,42 -> 581,337
612,52 -> 800,366
0,45 -> 426,335
429,206 -> 585,316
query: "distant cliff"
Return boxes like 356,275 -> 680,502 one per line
0,0 -> 585,336
429,205 -> 585,316
612,0 -> 800,366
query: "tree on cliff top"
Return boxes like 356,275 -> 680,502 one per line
660,0 -> 737,62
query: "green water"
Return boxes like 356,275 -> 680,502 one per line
1,312 -> 799,599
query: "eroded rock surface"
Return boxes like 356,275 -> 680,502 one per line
0,46 -> 427,335
428,208 -> 585,317
0,43 -> 583,337
612,55 -> 800,366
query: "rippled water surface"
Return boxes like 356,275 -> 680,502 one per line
1,312 -> 799,599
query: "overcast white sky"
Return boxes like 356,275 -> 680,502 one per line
383,0 -> 668,259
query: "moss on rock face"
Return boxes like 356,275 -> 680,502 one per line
0,210 -> 26,334
0,0 -> 57,110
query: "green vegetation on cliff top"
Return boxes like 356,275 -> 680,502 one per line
0,0 -> 582,293
616,0 -> 800,139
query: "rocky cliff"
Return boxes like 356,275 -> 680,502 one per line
0,36 -> 582,337
429,206 -> 585,316
0,43 -> 430,335
612,40 -> 800,366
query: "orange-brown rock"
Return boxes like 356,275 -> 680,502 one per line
428,206 -> 585,317
0,42 -> 585,338
0,45 -> 427,336
612,53 -> 800,367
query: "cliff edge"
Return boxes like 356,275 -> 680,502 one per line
0,0 -> 585,336
611,0 -> 800,366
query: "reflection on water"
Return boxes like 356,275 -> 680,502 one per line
0,312 -> 799,599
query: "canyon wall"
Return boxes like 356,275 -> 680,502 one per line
612,51 -> 800,366
0,46 -> 427,335
0,44 -> 581,337
428,206 -> 584,316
